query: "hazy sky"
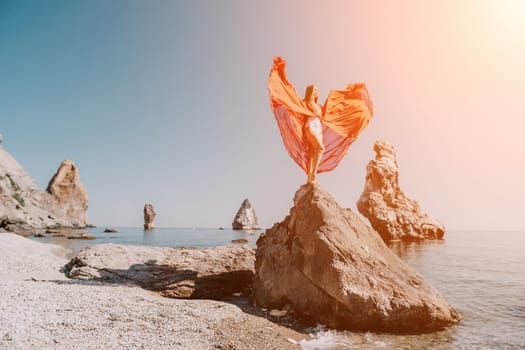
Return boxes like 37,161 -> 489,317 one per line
1,0 -> 524,230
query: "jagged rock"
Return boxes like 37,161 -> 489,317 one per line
232,199 -> 260,230
47,160 -> 88,227
252,183 -> 460,333
357,141 -> 445,242
65,244 -> 255,299
143,204 -> 156,230
104,228 -> 118,233
0,145 -> 88,232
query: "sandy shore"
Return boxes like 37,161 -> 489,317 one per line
0,233 -> 307,349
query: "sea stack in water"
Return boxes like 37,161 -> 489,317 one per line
357,141 -> 445,242
0,144 -> 89,233
252,183 -> 460,333
144,204 -> 156,230
232,199 -> 259,230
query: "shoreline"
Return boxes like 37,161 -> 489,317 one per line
0,232 -> 305,349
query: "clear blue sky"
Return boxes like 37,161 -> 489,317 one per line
1,0 -> 524,230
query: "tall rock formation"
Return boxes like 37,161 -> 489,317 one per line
0,145 -> 88,233
252,183 -> 460,333
232,199 -> 260,230
357,141 -> 445,242
143,203 -> 156,230
46,160 -> 88,227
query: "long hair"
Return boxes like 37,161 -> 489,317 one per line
304,84 -> 318,103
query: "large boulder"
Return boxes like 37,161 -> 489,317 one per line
0,146 -> 88,233
65,244 -> 255,300
46,160 -> 88,227
357,141 -> 445,242
252,183 -> 460,333
143,203 -> 156,230
232,199 -> 260,230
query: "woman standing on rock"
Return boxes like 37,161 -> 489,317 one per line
302,84 -> 324,183
268,56 -> 374,184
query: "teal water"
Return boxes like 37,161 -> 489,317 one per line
32,229 -> 525,350
33,227 -> 261,258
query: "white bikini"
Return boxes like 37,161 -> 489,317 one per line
304,103 -> 322,133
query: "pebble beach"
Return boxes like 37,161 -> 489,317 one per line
0,232 -> 304,349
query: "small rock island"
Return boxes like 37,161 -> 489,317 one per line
232,199 -> 260,230
143,203 -> 156,230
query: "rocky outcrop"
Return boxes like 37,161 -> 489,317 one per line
252,183 -> 460,333
0,145 -> 89,234
46,160 -> 88,227
232,199 -> 259,230
357,141 -> 445,242
143,204 -> 156,230
65,244 -> 255,299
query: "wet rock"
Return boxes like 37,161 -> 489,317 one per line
143,204 -> 156,230
269,309 -> 288,318
104,228 -> 118,233
357,141 -> 445,242
67,232 -> 95,240
65,244 -> 255,300
252,183 -> 460,333
232,199 -> 260,230
231,238 -> 248,244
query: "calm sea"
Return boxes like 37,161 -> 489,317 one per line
32,229 -> 525,350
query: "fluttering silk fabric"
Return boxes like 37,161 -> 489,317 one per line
268,56 -> 374,173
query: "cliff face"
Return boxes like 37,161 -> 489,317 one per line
0,145 -> 88,233
357,141 -> 445,242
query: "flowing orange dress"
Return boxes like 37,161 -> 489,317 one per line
268,56 -> 374,173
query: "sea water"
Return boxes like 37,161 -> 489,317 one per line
34,227 -> 261,257
32,229 -> 525,349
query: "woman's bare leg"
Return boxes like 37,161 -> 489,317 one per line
304,127 -> 325,183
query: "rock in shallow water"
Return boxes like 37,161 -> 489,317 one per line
357,141 -> 445,242
232,199 -> 260,230
252,183 -> 460,333
143,204 -> 156,230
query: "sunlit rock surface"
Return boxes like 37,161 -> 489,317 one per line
0,145 -> 88,234
66,244 -> 255,300
357,141 -> 445,242
252,183 -> 460,333
232,199 -> 260,230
